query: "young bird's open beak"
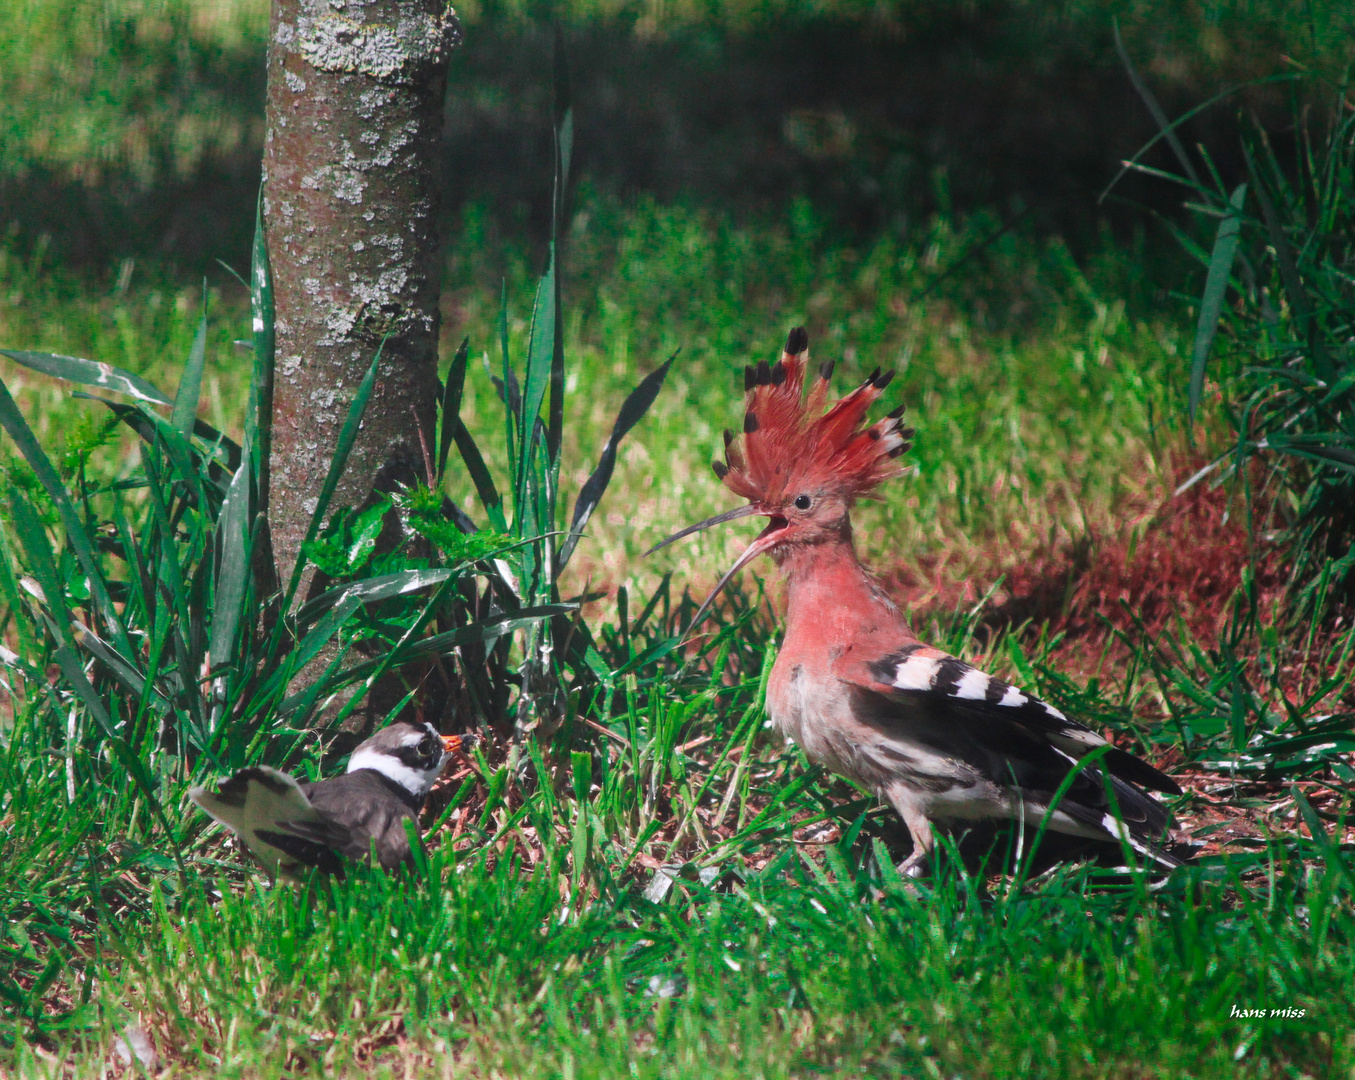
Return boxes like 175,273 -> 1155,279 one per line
645,504 -> 785,635
442,733 -> 476,756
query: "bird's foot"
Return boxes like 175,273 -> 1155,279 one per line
896,849 -> 929,879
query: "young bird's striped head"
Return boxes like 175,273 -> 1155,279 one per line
345,720 -> 457,799
650,327 -> 913,627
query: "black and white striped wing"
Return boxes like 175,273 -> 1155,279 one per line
854,643 -> 1182,865
865,644 -> 1180,796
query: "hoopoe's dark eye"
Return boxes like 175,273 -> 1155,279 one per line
420,735 -> 439,756
794,494 -> 812,510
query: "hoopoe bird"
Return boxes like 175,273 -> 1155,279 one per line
651,327 -> 1182,875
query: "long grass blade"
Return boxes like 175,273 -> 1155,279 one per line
1246,147 -> 1334,383
0,376 -> 132,659
559,350 -> 677,570
1189,182 -> 1247,422
517,261 -> 556,517
245,186 -> 275,514
1102,74 -> 1295,205
438,337 -> 469,481
453,424 -> 507,533
444,339 -> 506,529
547,33 -> 573,464
1265,438 -> 1355,476
171,282 -> 209,440
140,444 -> 206,739
70,618 -> 167,712
498,281 -> 517,488
1111,19 -> 1200,190
209,461 -> 252,675
7,485 -> 69,638
0,516 -> 37,662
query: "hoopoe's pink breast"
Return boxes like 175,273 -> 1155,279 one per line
767,645 -> 874,784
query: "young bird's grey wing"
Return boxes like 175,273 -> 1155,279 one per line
188,765 -> 335,879
302,771 -> 421,870
262,810 -> 366,874
250,827 -> 347,876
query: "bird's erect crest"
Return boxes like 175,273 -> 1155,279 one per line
714,327 -> 913,505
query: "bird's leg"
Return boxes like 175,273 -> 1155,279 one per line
892,797 -> 935,879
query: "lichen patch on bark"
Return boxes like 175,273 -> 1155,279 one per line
297,7 -> 461,84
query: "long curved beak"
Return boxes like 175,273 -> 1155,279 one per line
643,503 -> 760,557
684,519 -> 787,633
646,505 -> 784,636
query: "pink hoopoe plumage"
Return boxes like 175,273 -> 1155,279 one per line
652,327 -> 1182,875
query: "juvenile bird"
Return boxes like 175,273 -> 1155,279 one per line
189,720 -> 462,880
651,328 -> 1182,874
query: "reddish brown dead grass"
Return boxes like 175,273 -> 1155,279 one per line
882,459 -> 1292,680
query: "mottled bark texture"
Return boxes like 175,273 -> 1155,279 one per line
263,0 -> 461,594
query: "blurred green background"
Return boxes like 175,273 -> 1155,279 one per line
3,0 -> 1351,271
1,0 -> 1351,600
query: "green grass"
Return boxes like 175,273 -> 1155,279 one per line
3,0 -> 1349,216
0,241 -> 245,474
22,855 -> 1355,1077
5,665 -> 1353,1077
0,0 -> 264,188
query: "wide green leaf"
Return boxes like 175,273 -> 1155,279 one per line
293,566 -> 462,629
245,186 -> 276,507
517,255 -> 556,522
209,461 -> 252,675
0,349 -> 171,405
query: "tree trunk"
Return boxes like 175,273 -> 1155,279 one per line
262,0 -> 461,594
